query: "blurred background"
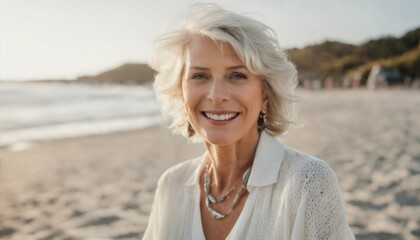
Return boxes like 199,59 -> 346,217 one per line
0,0 -> 419,239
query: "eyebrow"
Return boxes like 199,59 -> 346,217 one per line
189,65 -> 247,70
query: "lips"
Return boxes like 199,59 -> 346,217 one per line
202,112 -> 240,121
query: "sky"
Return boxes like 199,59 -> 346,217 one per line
0,0 -> 419,81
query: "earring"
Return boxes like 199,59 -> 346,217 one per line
258,110 -> 266,132
188,122 -> 195,137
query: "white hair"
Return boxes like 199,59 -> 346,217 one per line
149,3 -> 299,142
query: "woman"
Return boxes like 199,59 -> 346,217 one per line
144,3 -> 354,240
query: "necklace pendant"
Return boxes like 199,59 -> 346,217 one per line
205,197 -> 226,219
210,209 -> 226,220
208,194 -> 217,203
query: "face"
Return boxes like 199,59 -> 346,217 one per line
182,36 -> 267,146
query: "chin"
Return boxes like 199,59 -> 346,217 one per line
202,131 -> 238,146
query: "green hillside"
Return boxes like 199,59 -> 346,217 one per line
288,27 -> 420,86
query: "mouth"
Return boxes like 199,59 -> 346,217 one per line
202,112 -> 240,121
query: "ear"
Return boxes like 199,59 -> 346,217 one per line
261,90 -> 269,111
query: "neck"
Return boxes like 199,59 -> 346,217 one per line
204,130 -> 260,193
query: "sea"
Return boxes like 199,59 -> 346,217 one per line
0,82 -> 162,150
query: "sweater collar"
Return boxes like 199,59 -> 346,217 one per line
184,131 -> 285,194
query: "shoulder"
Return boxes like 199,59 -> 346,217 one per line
280,148 -> 354,239
157,156 -> 202,187
281,146 -> 338,189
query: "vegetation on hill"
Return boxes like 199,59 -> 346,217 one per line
288,27 -> 420,86
350,45 -> 420,83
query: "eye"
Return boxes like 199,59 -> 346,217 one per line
191,73 -> 209,80
229,72 -> 247,80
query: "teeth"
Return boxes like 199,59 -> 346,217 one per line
204,113 -> 238,121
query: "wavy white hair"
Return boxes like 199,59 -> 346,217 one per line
149,3 -> 299,142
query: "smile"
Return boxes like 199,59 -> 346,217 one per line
203,112 -> 239,121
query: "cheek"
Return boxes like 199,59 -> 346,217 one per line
239,86 -> 265,108
182,84 -> 200,111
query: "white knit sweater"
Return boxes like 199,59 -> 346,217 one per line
143,131 -> 355,239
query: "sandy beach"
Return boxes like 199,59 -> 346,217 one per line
1,89 -> 419,239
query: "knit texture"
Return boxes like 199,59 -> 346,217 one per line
246,149 -> 353,239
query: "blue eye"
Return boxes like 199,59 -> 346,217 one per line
230,72 -> 247,80
191,73 -> 208,80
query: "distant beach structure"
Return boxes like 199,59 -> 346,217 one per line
367,64 -> 402,89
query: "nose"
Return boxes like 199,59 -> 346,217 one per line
207,77 -> 229,103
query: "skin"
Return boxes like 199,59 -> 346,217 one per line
182,36 -> 267,239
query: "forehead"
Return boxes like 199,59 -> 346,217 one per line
185,36 -> 243,66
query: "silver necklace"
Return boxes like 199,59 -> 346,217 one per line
203,166 -> 252,220
204,167 -> 236,203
